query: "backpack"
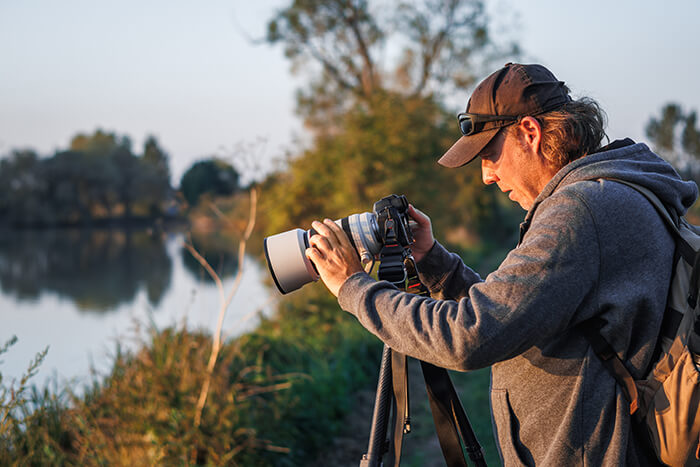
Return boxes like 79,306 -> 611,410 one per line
581,179 -> 700,466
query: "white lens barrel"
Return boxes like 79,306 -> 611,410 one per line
264,228 -> 319,294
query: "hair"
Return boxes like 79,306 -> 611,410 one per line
508,97 -> 608,168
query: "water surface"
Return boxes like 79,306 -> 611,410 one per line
0,228 -> 274,391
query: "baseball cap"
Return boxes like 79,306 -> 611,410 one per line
438,63 -> 572,168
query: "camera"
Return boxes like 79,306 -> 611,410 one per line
264,194 -> 414,294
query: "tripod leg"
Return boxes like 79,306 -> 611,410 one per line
360,345 -> 393,467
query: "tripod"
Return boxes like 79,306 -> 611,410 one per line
358,254 -> 487,467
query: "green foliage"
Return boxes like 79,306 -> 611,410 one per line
180,158 -> 241,207
233,286 -> 382,465
68,328 -> 242,465
646,103 -> 700,217
259,92 -> 520,246
0,336 -> 70,465
0,129 -> 174,228
646,103 -> 700,172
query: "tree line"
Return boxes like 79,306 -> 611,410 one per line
0,130 -> 241,229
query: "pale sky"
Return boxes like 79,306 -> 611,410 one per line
1,1 -> 699,185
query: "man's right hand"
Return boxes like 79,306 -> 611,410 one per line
407,204 -> 435,263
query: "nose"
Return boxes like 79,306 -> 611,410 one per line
481,159 -> 498,185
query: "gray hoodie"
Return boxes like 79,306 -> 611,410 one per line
337,141 -> 698,466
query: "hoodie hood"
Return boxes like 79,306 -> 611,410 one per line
531,140 -> 698,220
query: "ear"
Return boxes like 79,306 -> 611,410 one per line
517,116 -> 542,154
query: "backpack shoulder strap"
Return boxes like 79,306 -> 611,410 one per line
580,317 -> 640,415
602,178 -> 700,306
580,178 -> 687,417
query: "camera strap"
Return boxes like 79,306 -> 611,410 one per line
388,350 -> 409,467
384,257 -> 486,467
420,362 -> 487,467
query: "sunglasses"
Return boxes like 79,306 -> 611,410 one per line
458,112 -> 519,136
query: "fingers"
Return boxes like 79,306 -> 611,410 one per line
305,243 -> 323,262
311,219 -> 353,250
323,219 -> 355,250
308,230 -> 331,252
311,219 -> 335,241
408,204 -> 431,227
307,220 -> 343,262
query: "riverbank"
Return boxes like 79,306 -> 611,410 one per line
1,283 -> 500,465
0,286 -> 383,464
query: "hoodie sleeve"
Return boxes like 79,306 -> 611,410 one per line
413,240 -> 483,301
337,189 -> 601,371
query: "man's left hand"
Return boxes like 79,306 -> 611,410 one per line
305,219 -> 364,296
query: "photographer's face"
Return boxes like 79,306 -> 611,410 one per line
478,118 -> 557,210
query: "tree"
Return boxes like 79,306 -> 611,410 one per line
143,136 -> 170,181
0,150 -> 50,226
180,159 -> 241,207
140,136 -> 172,216
267,0 -> 516,129
69,129 -> 173,220
45,150 -> 94,224
646,104 -> 684,152
70,129 -> 132,158
260,0 -> 521,245
682,111 -> 700,157
646,103 -> 700,183
259,92 -> 519,244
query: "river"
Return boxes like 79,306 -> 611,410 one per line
0,227 -> 276,392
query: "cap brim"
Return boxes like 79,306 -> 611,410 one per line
437,127 -> 500,168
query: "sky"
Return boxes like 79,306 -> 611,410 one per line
1,0 -> 699,186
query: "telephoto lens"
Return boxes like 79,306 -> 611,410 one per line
264,212 -> 381,294
264,228 -> 319,295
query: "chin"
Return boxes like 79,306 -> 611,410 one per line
516,199 -> 532,210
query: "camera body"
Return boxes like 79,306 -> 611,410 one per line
264,194 -> 413,294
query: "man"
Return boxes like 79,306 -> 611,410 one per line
305,63 -> 698,465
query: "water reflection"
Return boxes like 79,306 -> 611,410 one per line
0,229 -> 173,312
0,227 -> 273,389
181,232 -> 239,283
0,229 -> 250,312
